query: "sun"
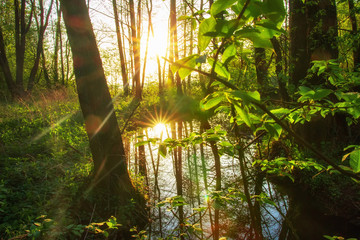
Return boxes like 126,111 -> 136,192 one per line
153,122 -> 167,137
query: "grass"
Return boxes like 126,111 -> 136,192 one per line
0,88 -> 92,238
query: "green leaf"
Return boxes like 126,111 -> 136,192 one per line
210,0 -> 237,16
350,149 -> 360,172
262,0 -> 286,27
159,144 -> 167,158
313,89 -> 333,100
207,58 -> 230,79
106,221 -> 114,228
135,140 -> 149,147
233,0 -> 262,21
222,43 -> 236,62
177,15 -> 191,21
264,123 -> 282,139
230,90 -> 261,104
214,19 -> 239,36
198,17 -> 216,52
234,104 -> 252,128
255,19 -> 286,34
171,54 -> 200,79
236,25 -> 282,48
220,141 -> 233,147
201,94 -> 224,110
298,86 -> 315,101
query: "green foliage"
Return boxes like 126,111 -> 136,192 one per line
324,236 -> 358,240
254,158 -> 325,182
171,54 -> 201,80
210,0 -> 237,16
0,96 -> 92,238
198,17 -> 216,52
86,216 -> 121,238
26,215 -> 85,239
343,146 -> 360,173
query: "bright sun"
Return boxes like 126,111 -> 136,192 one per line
153,123 -> 167,136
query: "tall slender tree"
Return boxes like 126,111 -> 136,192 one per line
112,0 -> 129,95
28,0 -> 54,91
348,0 -> 360,69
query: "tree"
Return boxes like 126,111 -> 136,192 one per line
289,0 -> 309,88
112,0 -> 129,96
129,0 -> 142,99
60,0 -> 147,229
347,0 -> 360,69
27,0 -> 54,91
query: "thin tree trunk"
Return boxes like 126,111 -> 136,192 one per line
141,0 -> 152,89
41,46 -> 51,88
112,0 -> 129,95
232,107 -> 263,239
129,0 -> 141,99
53,0 -> 61,84
65,39 -> 71,84
59,21 -> 65,85
271,36 -> 289,101
190,121 -> 203,238
28,0 -> 54,91
0,26 -> 16,98
14,0 -> 32,97
201,119 -> 221,240
138,130 -> 148,184
254,47 -> 267,87
348,0 -> 360,68
199,125 -> 215,239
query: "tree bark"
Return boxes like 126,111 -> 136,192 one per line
306,0 -> 338,62
112,0 -> 129,96
254,47 -> 267,87
348,0 -> 360,69
129,0 -> 141,99
0,26 -> 16,98
60,0 -> 146,226
53,0 -> 61,85
271,36 -> 289,101
289,0 -> 309,88
14,0 -> 32,97
28,0 -> 53,91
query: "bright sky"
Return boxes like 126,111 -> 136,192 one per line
88,0 -> 171,85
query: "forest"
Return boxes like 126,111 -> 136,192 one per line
0,0 -> 360,239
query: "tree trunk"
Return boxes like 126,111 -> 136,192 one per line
348,0 -> 360,69
306,0 -> 338,63
53,0 -> 61,84
112,0 -> 129,96
138,131 -> 148,183
0,26 -> 16,99
129,0 -> 141,99
14,0 -> 31,97
254,47 -> 267,89
41,45 -> 52,88
201,119 -> 221,240
289,0 -> 309,88
28,0 -> 53,91
60,0 -> 147,227
271,36 -> 289,101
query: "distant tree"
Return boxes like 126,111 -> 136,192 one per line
112,0 -> 129,96
27,0 -> 54,91
0,0 -> 53,98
